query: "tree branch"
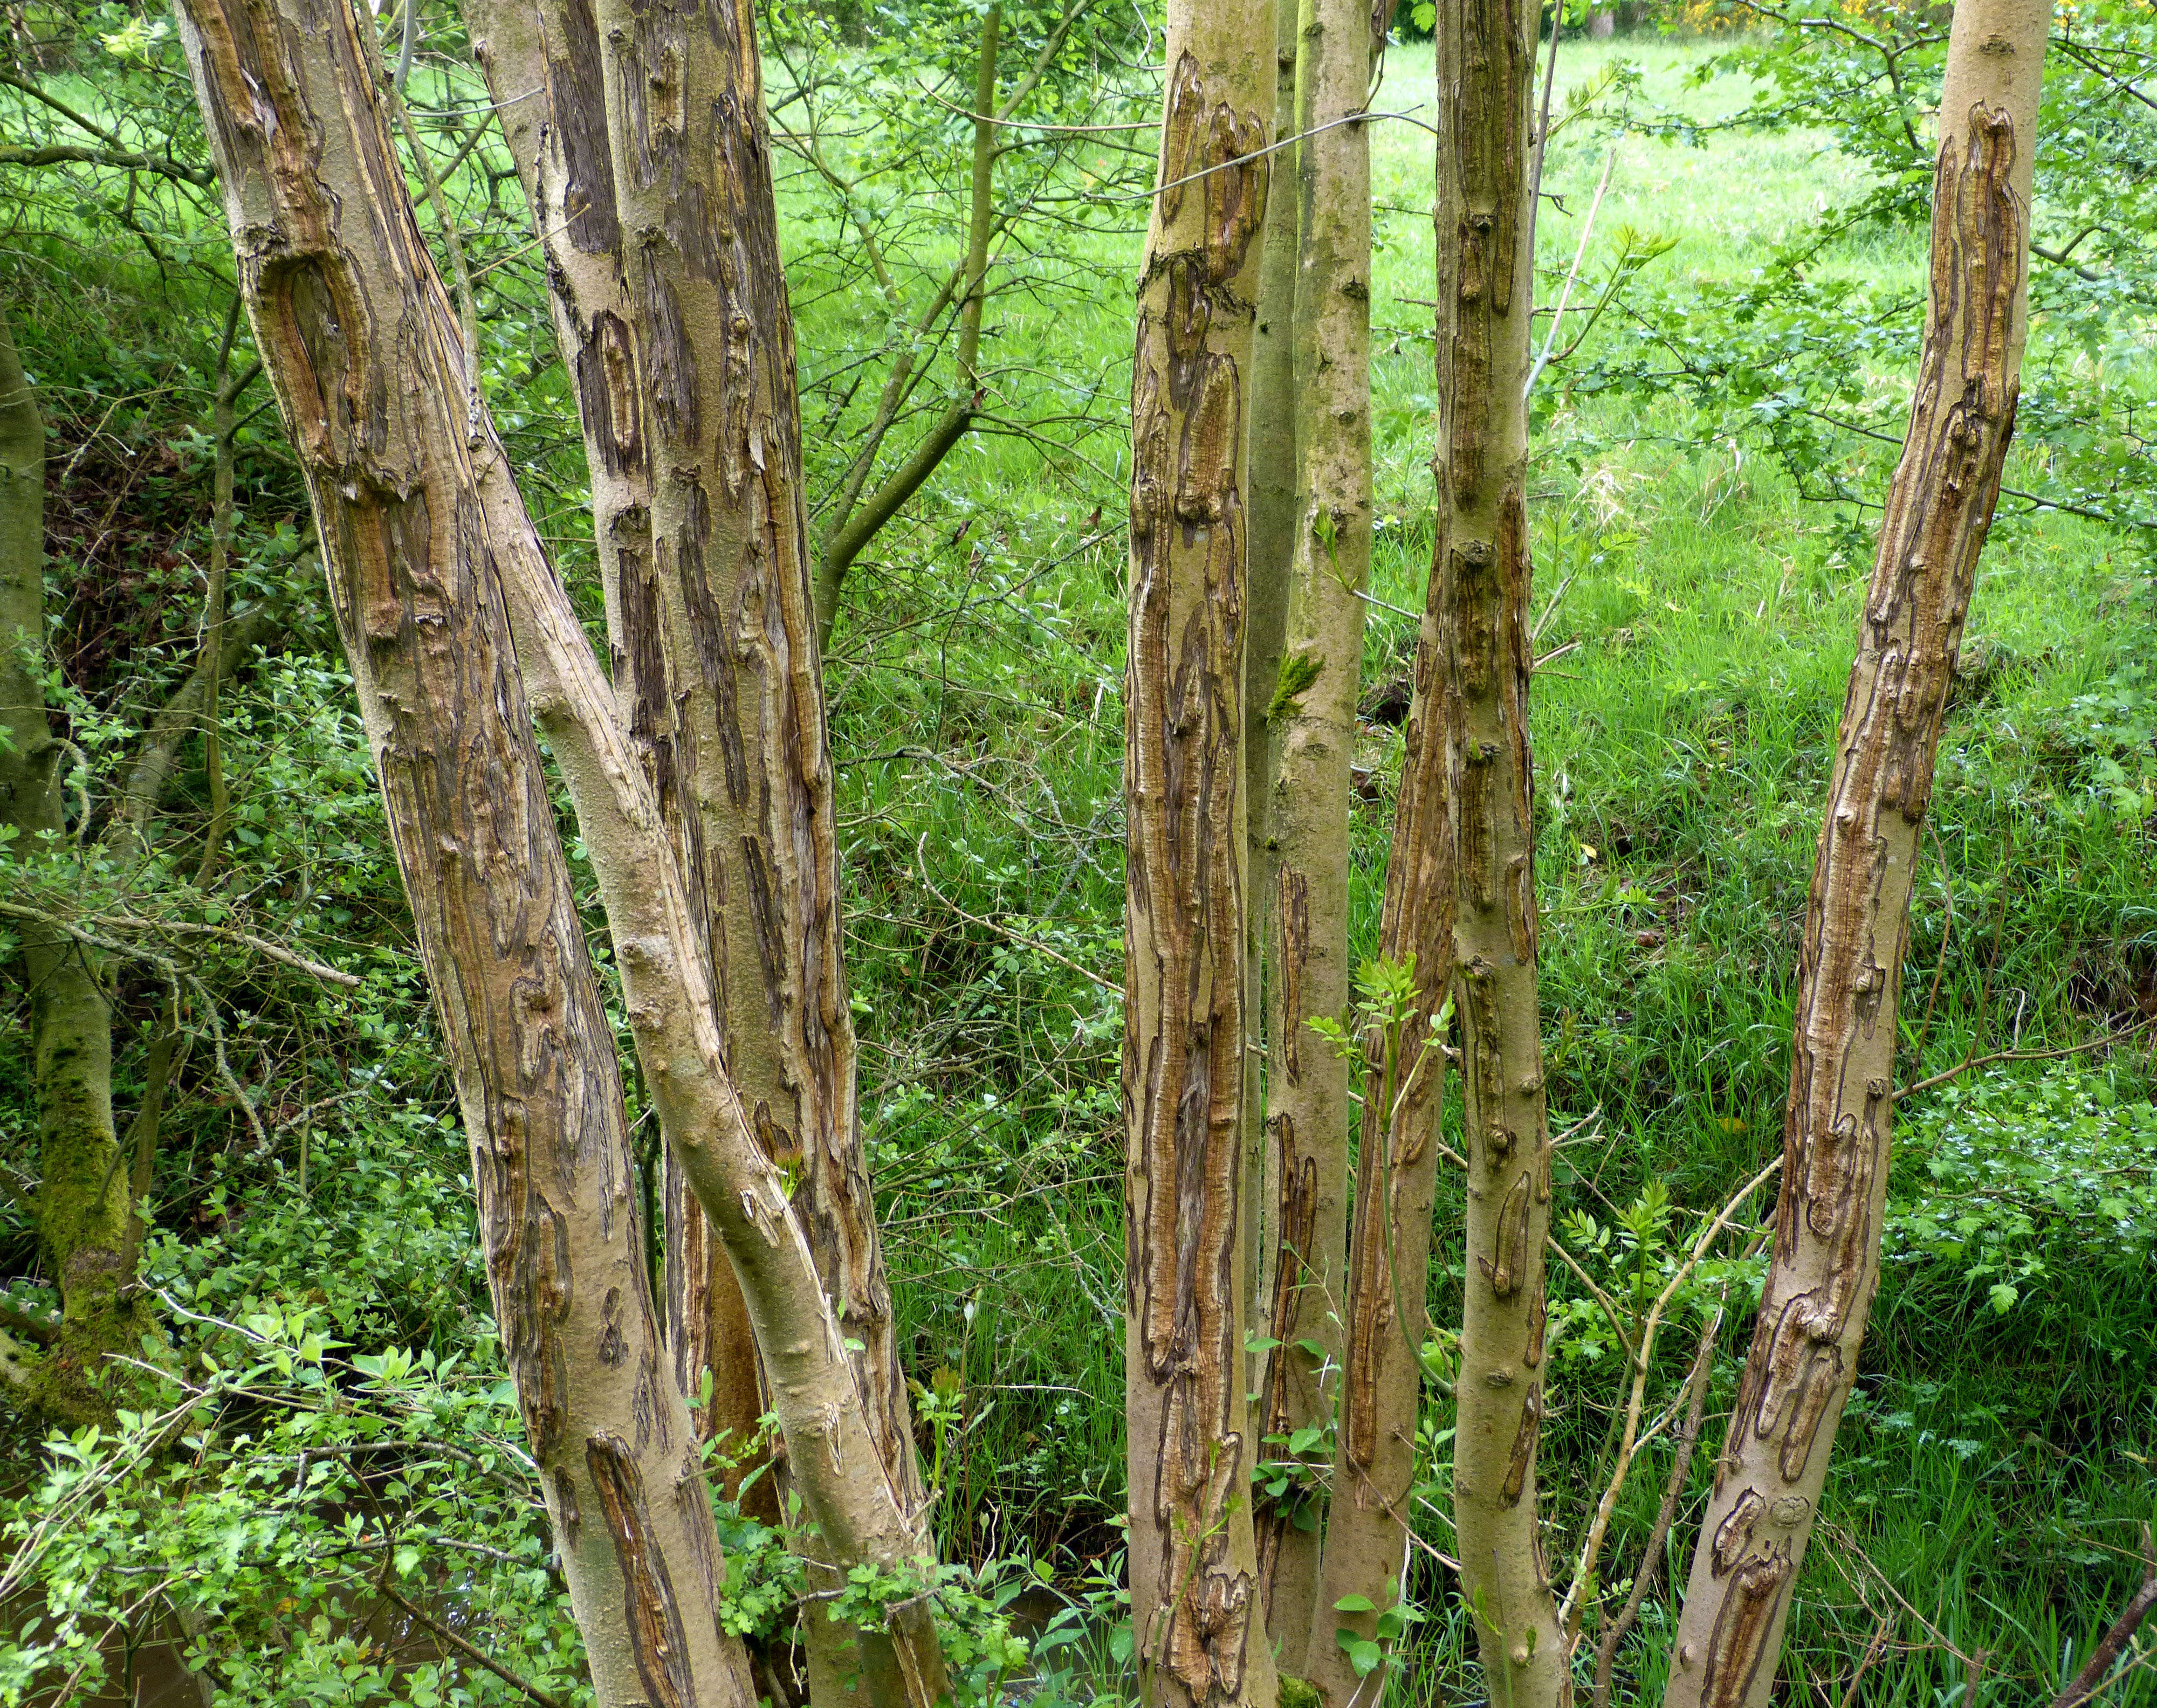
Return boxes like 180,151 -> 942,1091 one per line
2051,1526 -> 2157,1708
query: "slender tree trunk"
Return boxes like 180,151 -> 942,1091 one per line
462,0 -> 768,1531
578,0 -> 946,1694
1297,263 -> 1459,1708
1432,0 -> 1564,1689
113,600 -> 280,842
194,295 -> 241,883
1661,7 -> 2046,1703
1241,0 -> 1297,1412
0,302 -> 143,1418
1123,8 -> 1279,1706
1252,0 -> 1375,1671
175,6 -> 759,1702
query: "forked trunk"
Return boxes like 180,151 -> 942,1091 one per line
1660,4 -> 2046,1702
1122,8 -> 1279,1706
1252,0 -> 1375,1671
466,6 -> 938,1683
1432,0 -> 1564,1689
588,0 -> 942,1696
174,3 -> 757,1699
463,0 -> 771,1494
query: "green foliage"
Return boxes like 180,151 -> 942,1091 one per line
1573,0 -> 2157,551
1887,1066 -> 2157,1324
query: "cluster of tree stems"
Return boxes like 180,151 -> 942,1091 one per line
0,0 -> 2066,1697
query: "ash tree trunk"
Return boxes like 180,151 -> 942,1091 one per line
1240,0 -> 1297,1408
587,0 -> 942,1694
1425,0 -> 1567,1692
1661,2 -> 2048,1703
462,0 -> 946,1690
173,1 -> 759,1700
1290,17 -> 1467,1706
459,0 -> 775,1515
1122,5 -> 1280,1706
1251,0 -> 1377,1672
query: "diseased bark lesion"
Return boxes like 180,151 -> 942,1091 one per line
176,3 -> 760,1703
1124,21 -> 1279,1708
1660,5 -> 2044,1690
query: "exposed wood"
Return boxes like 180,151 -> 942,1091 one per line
1122,4 -> 1280,1702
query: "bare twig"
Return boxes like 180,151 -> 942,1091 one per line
1895,1013 -> 2157,1103
1590,1303 -> 1726,1708
377,1574 -> 568,1708
2052,1525 -> 2157,1708
914,834 -> 1114,993
1526,143 -> 1617,400
1558,1157 -> 1782,1643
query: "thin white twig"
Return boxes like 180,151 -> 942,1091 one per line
1525,144 -> 1618,401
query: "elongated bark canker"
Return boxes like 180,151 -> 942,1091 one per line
1660,6 -> 2047,1704
1124,15 -> 1279,1708
586,0 -> 945,1695
1252,0 -> 1375,1673
463,0 -> 765,1518
174,5 -> 755,1702
1428,0 -> 1565,1692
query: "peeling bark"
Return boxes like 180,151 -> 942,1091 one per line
462,0 -> 771,1530
1123,13 -> 1279,1708
1661,6 -> 2047,1704
1431,0 -> 1565,1686
174,4 -> 757,1701
1251,0 -> 1374,1672
465,6 -> 946,1690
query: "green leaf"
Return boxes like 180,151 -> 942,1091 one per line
1334,1594 -> 1377,1613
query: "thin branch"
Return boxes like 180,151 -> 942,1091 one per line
2051,1526 -> 2157,1708
1591,1302 -> 1726,1708
1558,1156 -> 1783,1643
0,143 -> 215,185
913,834 -> 1114,993
1526,143 -> 1617,400
376,1576 -> 568,1708
1895,1014 -> 2157,1103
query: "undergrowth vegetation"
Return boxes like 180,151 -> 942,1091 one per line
0,12 -> 2152,1706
